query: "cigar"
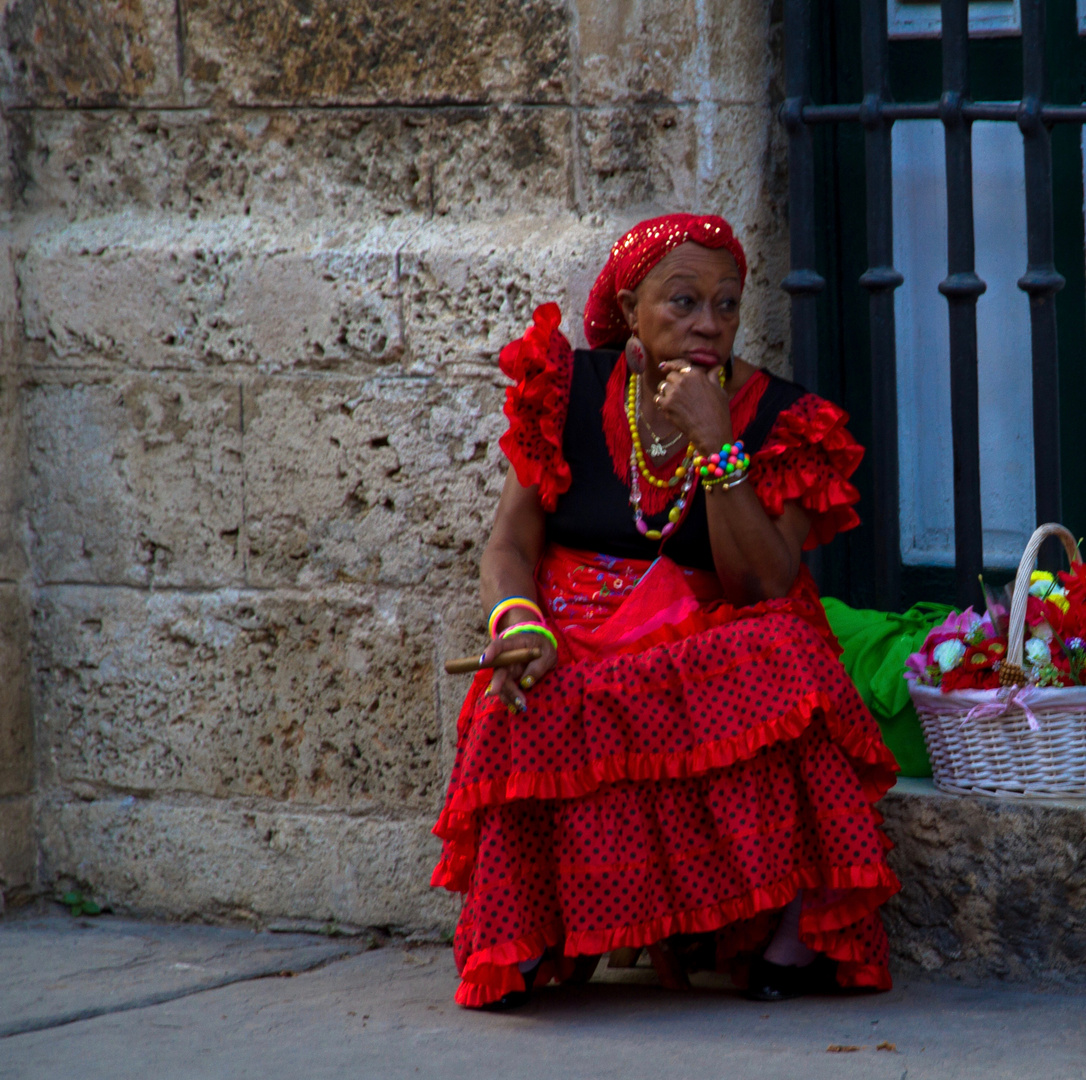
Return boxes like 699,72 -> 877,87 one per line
444,647 -> 542,675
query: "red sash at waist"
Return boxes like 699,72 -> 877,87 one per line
534,543 -> 725,665
534,542 -> 831,667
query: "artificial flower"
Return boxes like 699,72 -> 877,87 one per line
905,579 -> 1086,692
933,640 -> 967,673
1029,615 -> 1054,641
904,651 -> 929,682
1030,571 -> 1069,613
940,641 -> 1006,691
1025,637 -> 1051,666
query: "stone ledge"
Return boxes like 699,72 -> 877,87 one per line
881,778 -> 1086,989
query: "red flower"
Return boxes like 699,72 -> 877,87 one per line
940,639 -> 1006,692
1047,564 -> 1086,639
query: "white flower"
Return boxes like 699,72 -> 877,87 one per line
933,640 -> 967,673
1025,638 -> 1050,666
1030,621 -> 1054,642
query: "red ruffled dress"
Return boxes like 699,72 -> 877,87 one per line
432,304 -> 900,1007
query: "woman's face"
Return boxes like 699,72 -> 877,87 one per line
618,242 -> 742,378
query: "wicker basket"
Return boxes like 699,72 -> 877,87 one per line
910,522 -> 1086,798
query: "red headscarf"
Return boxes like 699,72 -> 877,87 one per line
583,213 -> 748,349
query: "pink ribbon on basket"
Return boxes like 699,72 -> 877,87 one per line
960,685 -> 1040,732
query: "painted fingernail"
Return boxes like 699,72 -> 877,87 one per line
517,698 -> 528,713
520,675 -> 534,690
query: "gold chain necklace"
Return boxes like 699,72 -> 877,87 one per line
639,409 -> 686,460
626,375 -> 694,489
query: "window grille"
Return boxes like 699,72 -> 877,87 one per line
781,0 -> 1085,610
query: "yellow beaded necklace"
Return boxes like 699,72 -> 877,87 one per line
625,374 -> 695,488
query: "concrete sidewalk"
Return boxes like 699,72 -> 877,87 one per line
1,912 -> 1084,1080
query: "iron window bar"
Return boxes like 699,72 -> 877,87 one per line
800,102 -> 1086,123
782,0 -> 1071,611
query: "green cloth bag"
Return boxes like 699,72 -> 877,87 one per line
820,597 -> 956,778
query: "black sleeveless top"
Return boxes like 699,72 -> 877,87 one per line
545,350 -> 807,571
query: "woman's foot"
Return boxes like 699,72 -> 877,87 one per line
479,957 -> 541,1012
745,953 -> 837,1002
745,893 -> 836,1001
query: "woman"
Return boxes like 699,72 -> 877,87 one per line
431,213 -> 899,1009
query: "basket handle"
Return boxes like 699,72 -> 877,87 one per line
1006,523 -> 1082,668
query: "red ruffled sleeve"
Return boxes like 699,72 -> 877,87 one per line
497,303 -> 574,512
750,393 -> 864,550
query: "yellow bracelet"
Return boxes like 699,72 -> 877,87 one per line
488,597 -> 544,639
499,622 -> 558,651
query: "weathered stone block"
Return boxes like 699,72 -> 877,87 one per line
399,215 -> 610,370
882,780 -> 1086,987
18,221 -> 406,374
0,374 -> 27,583
182,0 -> 571,106
575,0 -> 772,107
0,795 -> 35,909
0,0 -> 181,108
578,104 -> 700,211
0,585 -> 32,798
0,239 -> 25,582
0,114 -> 14,218
242,375 -> 505,589
579,103 -> 774,220
433,591 -> 489,779
37,794 -> 455,928
24,377 -> 243,588
425,106 -> 573,218
11,106 -> 572,224
0,244 -> 16,367
34,584 -> 443,812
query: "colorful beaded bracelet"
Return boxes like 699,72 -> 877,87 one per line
488,597 -> 544,639
498,622 -> 558,652
693,439 -> 750,483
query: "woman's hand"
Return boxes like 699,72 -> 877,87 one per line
653,361 -> 733,454
479,472 -> 558,714
480,629 -> 558,713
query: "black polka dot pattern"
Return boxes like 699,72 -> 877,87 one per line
433,571 -> 901,1007
438,319 -> 896,1008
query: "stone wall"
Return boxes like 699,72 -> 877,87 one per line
0,0 -> 789,927
0,62 -> 35,912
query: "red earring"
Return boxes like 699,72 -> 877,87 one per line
625,336 -> 646,375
